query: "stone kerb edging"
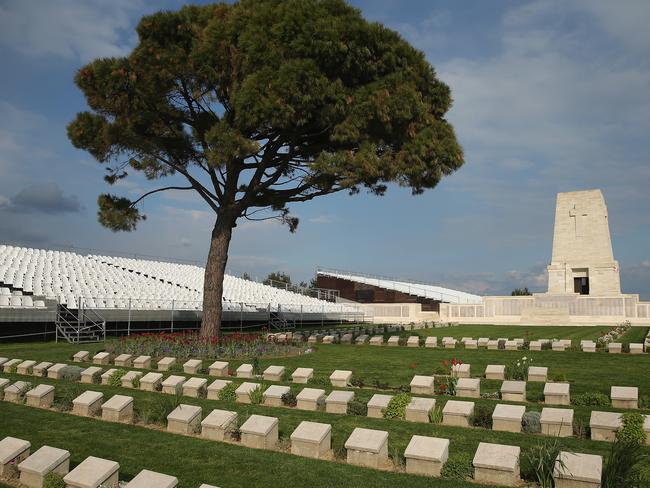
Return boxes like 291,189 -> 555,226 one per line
0,385 -> 609,486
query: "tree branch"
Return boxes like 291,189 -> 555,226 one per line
130,186 -> 194,207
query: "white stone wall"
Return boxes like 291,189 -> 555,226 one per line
439,295 -> 650,325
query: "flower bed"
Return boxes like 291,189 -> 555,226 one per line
106,331 -> 295,360
596,320 -> 632,347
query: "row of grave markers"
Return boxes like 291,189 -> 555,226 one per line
307,333 -> 649,353
4,352 -> 644,413
0,383 -> 606,488
0,435 -> 217,488
3,356 -> 649,445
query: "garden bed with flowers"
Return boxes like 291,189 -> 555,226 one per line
105,331 -> 301,361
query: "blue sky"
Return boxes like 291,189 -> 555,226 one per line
1,0 -> 649,297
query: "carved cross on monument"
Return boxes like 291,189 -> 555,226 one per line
569,203 -> 588,237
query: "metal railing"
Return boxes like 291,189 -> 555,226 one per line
55,303 -> 106,344
264,278 -> 340,302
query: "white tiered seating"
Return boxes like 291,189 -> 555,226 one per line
317,269 -> 481,304
0,244 -> 359,314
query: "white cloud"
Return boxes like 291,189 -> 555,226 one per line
307,215 -> 336,224
162,206 -> 212,224
0,0 -> 146,62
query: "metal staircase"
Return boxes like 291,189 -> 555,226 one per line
55,303 -> 106,343
269,311 -> 295,332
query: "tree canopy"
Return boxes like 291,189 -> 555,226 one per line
67,0 -> 464,337
263,271 -> 292,287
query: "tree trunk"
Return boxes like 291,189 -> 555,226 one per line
200,214 -> 235,338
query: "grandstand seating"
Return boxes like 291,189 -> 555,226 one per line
0,245 -> 358,313
316,268 -> 481,304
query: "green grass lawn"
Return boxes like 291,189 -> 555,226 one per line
1,325 -> 649,487
1,375 -> 648,488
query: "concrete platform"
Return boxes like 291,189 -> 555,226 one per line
541,408 -> 574,437
404,435 -> 448,477
296,388 -> 325,411
240,414 -> 279,450
345,428 -> 389,469
290,421 -> 332,459
405,397 -> 436,423
473,442 -> 520,487
201,409 -> 237,441
291,367 -> 313,384
0,436 -> 31,478
125,469 -> 178,488
325,390 -> 354,414
492,404 -> 525,433
63,455 -> 119,488
167,404 -> 202,435
554,451 -> 602,488
18,445 -> 70,488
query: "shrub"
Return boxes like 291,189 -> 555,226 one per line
541,341 -> 552,350
441,454 -> 473,480
497,339 -> 506,350
639,395 -> 650,409
573,418 -> 590,439
602,439 -> 649,488
521,439 -> 564,488
218,382 -> 237,402
8,364 -> 18,374
107,369 -> 127,387
617,413 -> 647,445
350,375 -> 365,388
347,400 -> 368,416
135,405 -> 153,425
151,394 -> 182,425
281,391 -> 297,407
59,365 -> 84,382
308,376 -> 330,387
470,405 -> 493,429
505,356 -> 533,381
230,428 -> 242,442
383,393 -> 411,420
248,385 -> 264,405
372,379 -> 389,390
43,473 -> 65,488
132,376 -> 141,389
433,365 -> 447,375
481,391 -> 501,400
437,376 -> 457,396
429,405 -> 443,424
526,391 -> 544,403
622,343 -> 631,354
522,411 -> 542,434
53,385 -> 82,412
571,392 -> 610,407
551,371 -> 567,382
252,356 -> 261,376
